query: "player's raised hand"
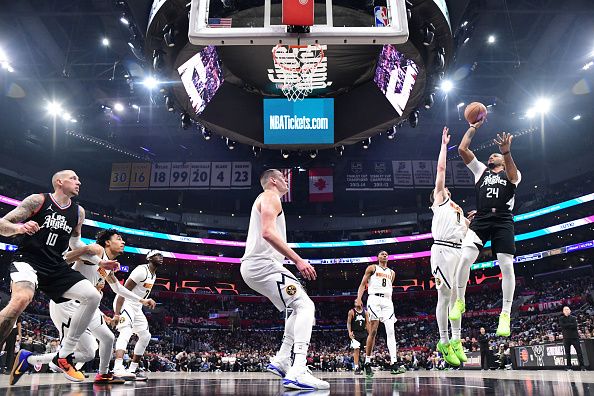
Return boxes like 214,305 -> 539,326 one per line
442,126 -> 450,145
494,132 -> 513,153
18,220 -> 40,235
295,258 -> 317,281
470,118 -> 485,129
99,259 -> 120,271
467,210 -> 477,222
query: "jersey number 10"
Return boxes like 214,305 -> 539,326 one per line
46,232 -> 59,246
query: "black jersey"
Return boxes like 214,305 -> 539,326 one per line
475,169 -> 517,213
15,193 -> 79,275
350,308 -> 367,334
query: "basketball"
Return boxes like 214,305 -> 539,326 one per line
464,102 -> 488,124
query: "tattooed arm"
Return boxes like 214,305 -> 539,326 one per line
0,194 -> 43,237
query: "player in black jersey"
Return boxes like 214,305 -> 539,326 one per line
347,300 -> 369,374
0,170 -> 119,382
449,121 -> 521,337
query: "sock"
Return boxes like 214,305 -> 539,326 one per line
454,246 -> 480,304
385,321 -> 398,364
497,253 -> 515,314
436,289 -> 451,344
276,309 -> 296,360
129,361 -> 139,372
58,281 -> 101,357
365,356 -> 371,364
354,364 -> 359,370
114,358 -> 124,370
27,353 -> 55,366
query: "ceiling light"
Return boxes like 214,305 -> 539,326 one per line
582,61 -> 593,71
309,150 -> 318,159
62,112 -> 72,121
387,126 -> 397,140
525,108 -> 536,119
131,104 -> 139,110
181,113 -> 192,129
534,98 -> 551,114
226,138 -> 236,150
163,25 -> 175,47
440,80 -> 453,93
165,95 -> 174,112
281,150 -> 290,159
142,76 -> 159,89
457,102 -> 465,108
120,15 -> 130,25
101,37 -> 110,47
424,93 -> 434,109
114,103 -> 125,113
335,145 -> 344,156
202,129 -> 212,140
361,138 -> 371,150
408,109 -> 419,128
46,101 -> 63,116
572,114 -> 581,121
487,35 -> 496,44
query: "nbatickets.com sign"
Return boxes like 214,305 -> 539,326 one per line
263,98 -> 334,145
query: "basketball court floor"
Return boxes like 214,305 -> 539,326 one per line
0,370 -> 592,395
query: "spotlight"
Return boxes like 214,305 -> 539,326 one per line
487,35 -> 496,44
440,80 -> 453,93
153,50 -> 165,72
131,104 -> 139,110
422,24 -> 435,46
165,95 -> 174,112
335,145 -> 344,156
46,101 -> 63,116
202,128 -> 212,140
408,109 -> 419,128
281,150 -> 290,159
361,138 -> 371,150
572,114 -> 581,121
101,37 -> 110,47
163,25 -> 175,47
181,113 -> 192,129
62,112 -> 72,121
252,146 -> 261,157
226,138 -> 236,150
120,15 -> 130,25
583,61 -> 594,71
436,51 -> 445,70
142,76 -> 159,89
309,150 -> 318,159
424,93 -> 434,109
387,126 -> 397,140
113,103 -> 125,113
457,102 -> 465,108
525,108 -> 536,119
534,98 -> 551,114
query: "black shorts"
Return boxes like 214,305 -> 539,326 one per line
469,212 -> 516,255
10,260 -> 87,303
353,332 -> 368,348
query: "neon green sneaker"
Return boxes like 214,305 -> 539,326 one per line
437,341 -> 460,366
449,339 -> 468,363
496,312 -> 511,337
448,299 -> 465,321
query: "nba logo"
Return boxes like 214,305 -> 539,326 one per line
374,6 -> 388,27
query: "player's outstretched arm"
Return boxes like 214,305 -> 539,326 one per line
347,310 -> 354,339
494,132 -> 520,184
355,265 -> 375,305
434,126 -> 450,205
0,194 -> 43,237
458,119 -> 484,165
260,191 -> 317,280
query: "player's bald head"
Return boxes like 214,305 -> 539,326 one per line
51,170 -> 77,189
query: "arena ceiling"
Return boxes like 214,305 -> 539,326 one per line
0,0 -> 592,171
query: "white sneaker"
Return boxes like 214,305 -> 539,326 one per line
113,368 -> 136,381
267,356 -> 292,378
283,365 -> 330,390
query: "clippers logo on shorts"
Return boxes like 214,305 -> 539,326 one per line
285,284 -> 297,296
41,213 -> 73,234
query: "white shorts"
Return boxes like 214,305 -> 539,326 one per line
462,229 -> 484,249
240,259 -> 304,312
366,295 -> 395,323
116,302 -> 148,333
430,244 -> 462,290
10,261 -> 39,286
49,300 -> 105,335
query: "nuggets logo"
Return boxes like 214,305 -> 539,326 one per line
119,316 -> 126,324
286,285 -> 297,296
435,278 -> 442,287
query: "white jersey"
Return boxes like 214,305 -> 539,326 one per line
72,247 -> 110,290
241,193 -> 287,263
124,264 -> 156,307
431,197 -> 467,243
367,265 -> 394,296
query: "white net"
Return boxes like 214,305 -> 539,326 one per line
272,45 -> 325,101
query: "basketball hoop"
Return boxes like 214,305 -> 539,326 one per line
271,44 -> 325,101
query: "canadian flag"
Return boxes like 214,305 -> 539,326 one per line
309,168 -> 333,202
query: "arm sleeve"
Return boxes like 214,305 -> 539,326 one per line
513,170 -> 522,186
69,236 -> 86,250
466,157 -> 487,183
107,280 -> 142,302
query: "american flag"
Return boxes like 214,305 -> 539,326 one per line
280,168 -> 293,203
208,18 -> 232,28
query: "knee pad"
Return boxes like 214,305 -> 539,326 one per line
133,330 -> 151,356
115,326 -> 134,352
75,338 -> 98,363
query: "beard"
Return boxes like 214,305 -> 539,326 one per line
487,162 -> 497,170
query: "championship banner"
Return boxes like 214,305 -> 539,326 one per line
452,160 -> 475,187
345,160 -> 393,191
412,160 -> 433,187
309,168 -> 333,202
392,160 -> 413,188
109,163 -> 131,190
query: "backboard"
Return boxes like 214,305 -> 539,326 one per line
188,0 -> 408,46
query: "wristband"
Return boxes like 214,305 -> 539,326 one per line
502,151 -> 510,156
